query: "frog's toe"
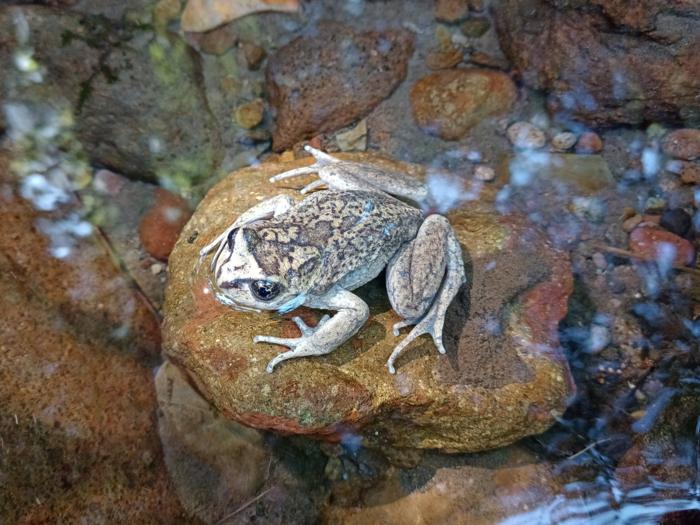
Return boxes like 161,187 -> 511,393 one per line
253,335 -> 298,348
292,315 -> 330,336
391,319 -> 415,337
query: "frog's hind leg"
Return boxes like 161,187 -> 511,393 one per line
385,215 -> 466,374
269,145 -> 340,184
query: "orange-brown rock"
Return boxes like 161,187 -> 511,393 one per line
139,187 -> 192,261
494,0 -> 700,127
0,155 -> 186,522
629,226 -> 696,267
662,129 -> 700,161
410,69 -> 517,140
266,22 -> 414,151
163,153 -> 574,452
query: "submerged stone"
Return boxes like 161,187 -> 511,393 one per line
266,22 -> 414,151
163,153 -> 575,453
410,69 -> 517,141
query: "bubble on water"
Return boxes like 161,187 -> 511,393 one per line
509,150 -> 551,187
641,147 -> 661,179
343,0 -> 365,16
340,432 -> 363,454
36,214 -> 93,260
20,173 -> 72,211
148,136 -> 163,154
631,387 -> 677,434
655,242 -> 676,277
426,170 -> 463,213
466,150 -> 482,162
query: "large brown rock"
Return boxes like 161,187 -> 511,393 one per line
0,5 -> 223,184
494,0 -> 700,127
410,69 -> 517,140
163,153 -> 575,453
0,155 -> 188,523
266,22 -> 414,151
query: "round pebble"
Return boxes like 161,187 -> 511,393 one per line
575,131 -> 603,154
629,226 -> 695,267
622,214 -> 642,232
474,165 -> 495,181
659,208 -> 691,237
551,131 -> 577,151
592,252 -> 607,270
662,128 -> 700,160
506,121 -> 546,150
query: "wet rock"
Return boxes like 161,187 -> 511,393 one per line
551,131 -> 577,152
335,119 -> 368,152
234,98 -> 265,129
643,196 -> 666,214
468,51 -> 510,70
659,208 -> 692,238
156,360 -> 270,523
410,69 -> 517,141
186,22 -> 239,55
163,153 -> 574,453
435,0 -> 470,23
0,155 -> 185,522
241,40 -> 267,70
0,6 -> 223,185
616,395 -> 700,500
575,131 -> 604,154
138,187 -> 192,261
504,153 -> 614,195
266,22 -> 414,151
181,0 -> 299,32
494,0 -> 700,127
507,121 -> 546,150
629,226 -> 695,267
680,163 -> 700,184
425,46 -> 463,70
323,445 -> 560,524
622,214 -> 643,233
662,129 -> 700,161
460,17 -> 491,38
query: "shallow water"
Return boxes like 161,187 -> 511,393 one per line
1,0 -> 698,524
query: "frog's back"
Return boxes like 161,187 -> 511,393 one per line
252,190 -> 422,294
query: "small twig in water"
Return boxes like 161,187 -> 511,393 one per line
594,244 -> 700,278
567,438 -> 613,461
215,488 -> 273,525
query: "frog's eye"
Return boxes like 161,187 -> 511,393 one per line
250,280 -> 280,301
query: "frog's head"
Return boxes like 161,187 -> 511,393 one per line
211,227 -> 302,313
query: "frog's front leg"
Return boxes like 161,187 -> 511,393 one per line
254,287 -> 369,373
385,215 -> 466,374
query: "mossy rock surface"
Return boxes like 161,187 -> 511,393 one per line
163,153 -> 575,452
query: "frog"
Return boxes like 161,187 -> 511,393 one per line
199,146 -> 466,374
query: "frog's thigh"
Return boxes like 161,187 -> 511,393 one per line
386,215 -> 449,321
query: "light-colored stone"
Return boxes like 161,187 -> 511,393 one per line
181,0 -> 300,32
335,119 -> 368,152
474,164 -> 495,181
507,122 -> 546,150
551,131 -> 577,151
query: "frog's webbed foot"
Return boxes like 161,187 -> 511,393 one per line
254,288 -> 369,373
268,146 -> 339,192
386,217 -> 466,374
255,315 -> 331,373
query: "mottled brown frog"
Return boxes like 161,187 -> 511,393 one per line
199,146 -> 465,374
